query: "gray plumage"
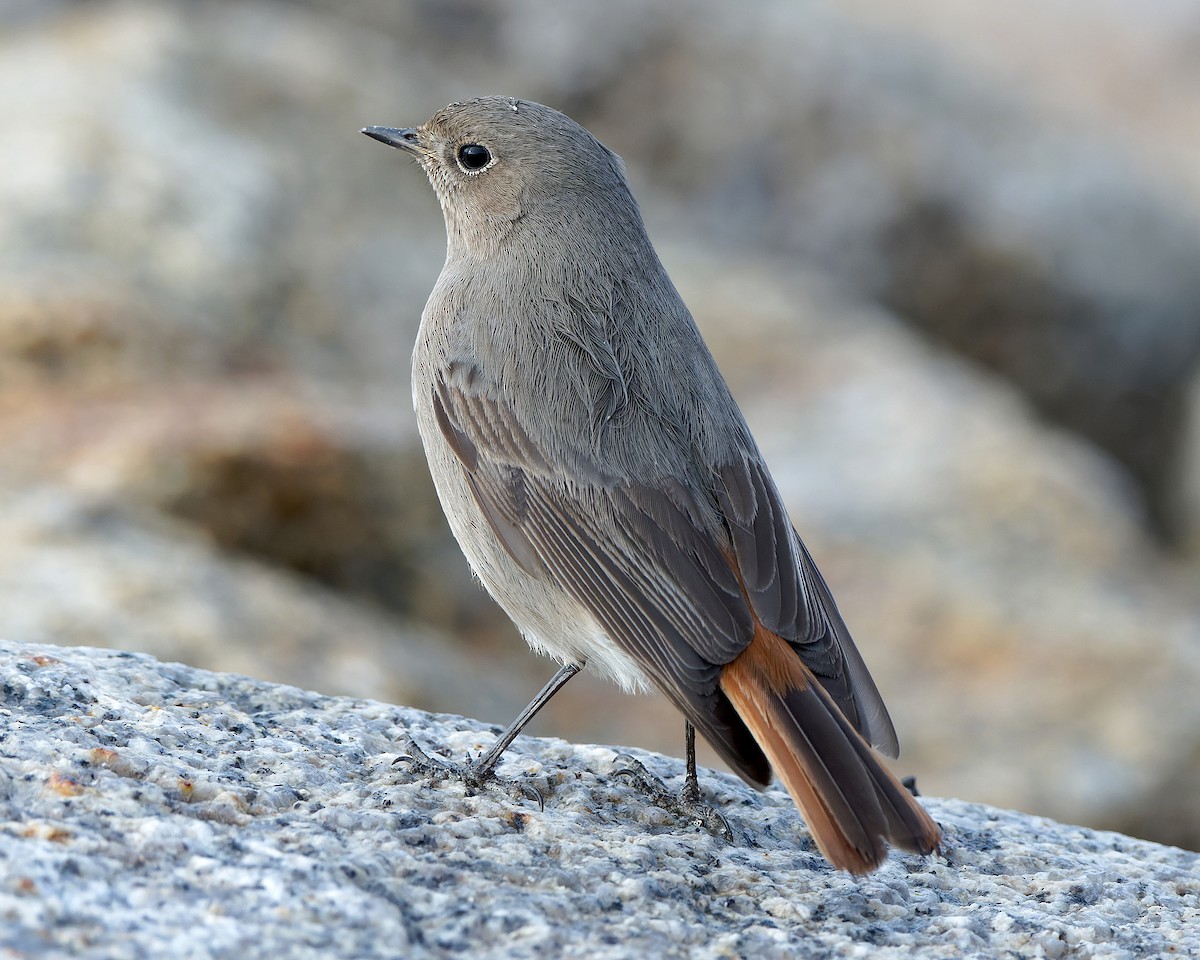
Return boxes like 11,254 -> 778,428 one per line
364,97 -> 939,873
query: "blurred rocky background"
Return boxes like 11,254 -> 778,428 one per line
3,0 -> 1200,851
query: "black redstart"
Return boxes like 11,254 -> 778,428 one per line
363,97 -> 940,874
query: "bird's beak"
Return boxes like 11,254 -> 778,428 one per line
361,126 -> 421,154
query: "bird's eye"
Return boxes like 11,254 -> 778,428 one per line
457,144 -> 492,171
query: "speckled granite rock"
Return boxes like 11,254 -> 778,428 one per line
1,642 -> 1195,959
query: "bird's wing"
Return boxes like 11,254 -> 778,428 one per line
430,363 -> 770,782
715,456 -> 899,756
431,360 -> 897,780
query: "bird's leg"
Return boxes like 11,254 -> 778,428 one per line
614,720 -> 733,842
680,720 -> 702,804
396,662 -> 582,809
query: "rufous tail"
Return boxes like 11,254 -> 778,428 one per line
719,625 -> 941,874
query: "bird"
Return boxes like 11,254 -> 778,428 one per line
362,96 -> 940,874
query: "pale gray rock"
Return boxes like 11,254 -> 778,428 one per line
0,641 -> 1196,960
0,486 -> 524,720
0,1 -> 442,383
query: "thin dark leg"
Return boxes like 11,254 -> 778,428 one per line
681,721 -> 700,803
473,661 -> 581,777
396,661 -> 583,808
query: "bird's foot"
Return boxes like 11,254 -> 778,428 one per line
612,754 -> 733,842
394,734 -> 544,810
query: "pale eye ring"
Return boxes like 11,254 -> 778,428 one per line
457,143 -> 492,171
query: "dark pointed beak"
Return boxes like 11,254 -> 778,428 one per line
362,126 -> 421,154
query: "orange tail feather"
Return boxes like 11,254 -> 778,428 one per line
720,625 -> 941,874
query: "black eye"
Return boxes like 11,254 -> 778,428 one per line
457,144 -> 492,171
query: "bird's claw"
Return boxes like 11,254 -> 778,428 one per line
613,754 -> 733,842
394,734 -> 544,811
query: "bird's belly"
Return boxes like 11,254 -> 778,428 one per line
412,399 -> 651,694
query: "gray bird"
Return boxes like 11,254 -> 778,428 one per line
363,97 -> 940,874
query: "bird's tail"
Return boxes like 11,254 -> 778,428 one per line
719,625 -> 941,874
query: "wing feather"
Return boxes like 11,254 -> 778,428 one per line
431,362 -> 897,766
432,371 -> 770,780
717,456 -> 899,755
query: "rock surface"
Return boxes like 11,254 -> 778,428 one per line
1,641 -> 1197,960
